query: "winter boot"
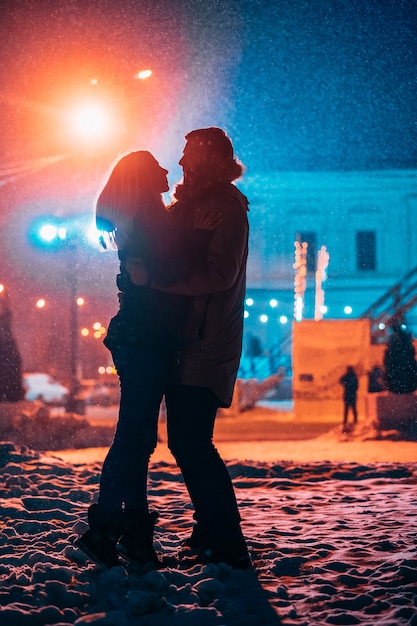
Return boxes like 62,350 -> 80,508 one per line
183,523 -> 208,550
118,510 -> 160,571
199,522 -> 252,570
75,503 -> 124,568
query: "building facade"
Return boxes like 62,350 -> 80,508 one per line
238,169 -> 417,374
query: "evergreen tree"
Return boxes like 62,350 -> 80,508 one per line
383,322 -> 417,394
0,287 -> 25,402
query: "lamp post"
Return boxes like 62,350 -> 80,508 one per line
28,215 -> 99,413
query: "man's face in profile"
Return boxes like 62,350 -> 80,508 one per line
179,140 -> 207,181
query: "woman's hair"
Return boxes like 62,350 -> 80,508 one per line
174,127 -> 244,201
95,151 -> 166,249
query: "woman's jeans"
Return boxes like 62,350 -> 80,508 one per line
98,345 -> 174,515
165,385 -> 242,538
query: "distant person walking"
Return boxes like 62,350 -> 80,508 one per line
339,366 -> 358,431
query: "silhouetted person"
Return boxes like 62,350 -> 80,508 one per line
0,287 -> 25,403
246,331 -> 262,376
367,364 -> 385,393
76,151 -> 217,570
339,366 -> 358,431
128,128 -> 251,569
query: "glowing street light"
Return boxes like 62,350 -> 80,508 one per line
60,98 -> 119,151
136,69 -> 152,80
71,102 -> 111,138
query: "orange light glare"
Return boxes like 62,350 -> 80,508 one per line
81,328 -> 89,336
0,284 -> 4,293
76,297 -> 85,306
70,102 -> 111,138
36,299 -> 46,309
92,322 -> 101,330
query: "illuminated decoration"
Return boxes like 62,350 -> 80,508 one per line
293,239 -> 308,321
314,245 -> 330,321
344,305 -> 353,315
0,284 -> 4,294
36,298 -> 46,309
245,297 -> 254,306
76,297 -> 85,306
260,314 -> 268,323
280,315 -> 288,324
244,311 -> 249,318
269,298 -> 278,308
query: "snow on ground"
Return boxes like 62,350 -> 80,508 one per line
0,404 -> 417,625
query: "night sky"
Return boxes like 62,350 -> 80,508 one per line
1,0 -> 416,188
0,0 -> 416,353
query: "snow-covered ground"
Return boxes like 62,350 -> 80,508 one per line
1,405 -> 417,625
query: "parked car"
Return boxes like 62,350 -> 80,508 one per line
78,379 -> 120,407
23,373 -> 69,405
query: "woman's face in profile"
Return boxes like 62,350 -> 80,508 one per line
154,163 -> 169,193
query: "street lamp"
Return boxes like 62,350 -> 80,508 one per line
28,214 -> 101,412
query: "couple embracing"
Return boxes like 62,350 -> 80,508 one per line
76,127 -> 251,571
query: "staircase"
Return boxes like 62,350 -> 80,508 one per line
360,266 -> 417,342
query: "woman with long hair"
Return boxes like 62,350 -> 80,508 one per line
76,150 -> 214,570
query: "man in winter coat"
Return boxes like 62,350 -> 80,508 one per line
128,127 -> 251,569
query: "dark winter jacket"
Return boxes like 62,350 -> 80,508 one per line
159,183 -> 249,407
103,204 -> 209,355
339,369 -> 358,404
